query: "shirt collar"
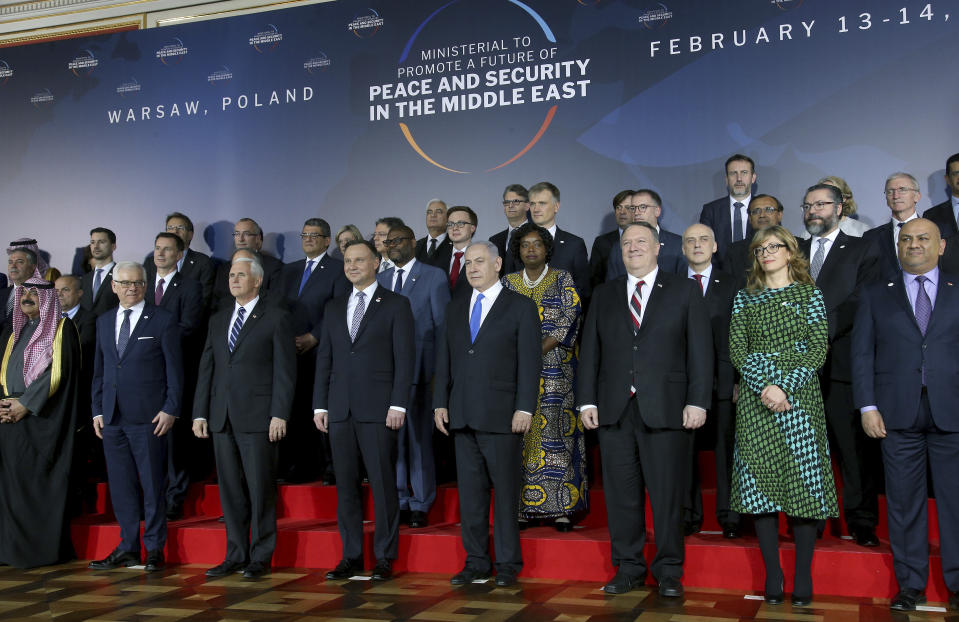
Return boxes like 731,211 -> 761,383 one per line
892,211 -> 919,226
627,266 -> 659,290
546,224 -> 558,239
394,257 -> 416,272
730,195 -> 752,208
687,263 -> 713,281
234,295 -> 259,316
305,250 -> 327,264
352,280 -> 379,300
812,227 -> 841,246
471,280 -> 503,306
430,232 -> 447,244
64,304 -> 80,319
904,266 -> 939,289
120,299 -> 146,314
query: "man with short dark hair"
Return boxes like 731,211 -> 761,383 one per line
279,218 -> 349,483
374,217 -> 406,273
590,189 -> 635,290
630,189 -> 685,274
415,200 -> 449,263
2,246 -> 40,333
723,194 -> 783,288
700,154 -> 757,259
81,228 -> 119,317
527,181 -> 591,298
144,212 -> 216,307
923,153 -> 959,239
490,184 -> 529,276
433,206 -> 478,300
212,218 -> 283,310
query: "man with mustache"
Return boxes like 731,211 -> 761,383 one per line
700,154 -> 757,261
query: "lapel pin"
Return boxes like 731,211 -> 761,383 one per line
948,282 -> 954,286
143,314 -> 149,319
375,297 -> 382,303
839,245 -> 846,249
320,265 -> 325,269
656,283 -> 663,288
251,314 -> 258,319
887,283 -> 894,287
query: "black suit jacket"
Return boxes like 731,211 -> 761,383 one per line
313,285 -> 415,423
433,287 -> 541,433
722,238 -> 752,290
550,227 -> 591,299
193,298 -> 296,433
589,229 -> 621,291
862,221 -> 901,283
578,271 -> 713,428
145,248 -> 216,308
70,307 -> 97,363
280,254 -> 350,341
415,235 -> 447,264
430,239 -> 471,300
700,197 -> 754,260
145,270 -> 205,340
80,267 -> 119,317
799,232 -> 880,383
0,285 -> 12,334
702,270 -> 737,399
212,252 -> 283,311
924,200 -> 958,238
657,228 -> 686,274
489,228 -> 519,277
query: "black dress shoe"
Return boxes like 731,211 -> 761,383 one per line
890,588 -> 925,611
144,550 -> 165,572
603,571 -> 643,594
206,560 -> 246,577
683,522 -> 701,537
765,575 -> 784,605
554,518 -> 574,532
658,576 -> 684,598
242,561 -> 270,579
371,560 -> 392,581
409,511 -> 428,528
165,504 -> 183,521
853,528 -> 879,547
495,572 -> 518,587
948,590 -> 958,611
322,470 -> 336,486
326,558 -> 363,580
450,567 -> 490,585
722,523 -> 740,539
88,548 -> 140,570
791,593 -> 813,607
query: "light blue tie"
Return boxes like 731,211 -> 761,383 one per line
469,293 -> 484,343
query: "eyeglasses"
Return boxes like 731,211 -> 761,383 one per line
753,243 -> 786,257
384,237 -> 412,246
300,233 -> 328,240
884,187 -> 918,196
502,199 -> 527,207
800,201 -> 837,212
617,204 -> 656,213
447,221 -> 473,229
748,206 -> 781,216
232,231 -> 258,238
115,280 -> 146,288
166,225 -> 188,233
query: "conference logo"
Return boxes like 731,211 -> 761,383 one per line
249,24 -> 283,53
772,0 -> 804,10
116,77 -> 142,97
348,8 -> 384,38
67,49 -> 98,77
156,38 -> 189,65
0,60 -> 12,85
207,66 -> 233,85
30,88 -> 54,109
304,52 -> 332,74
637,3 -> 673,29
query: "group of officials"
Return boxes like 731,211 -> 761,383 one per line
0,152 -> 957,610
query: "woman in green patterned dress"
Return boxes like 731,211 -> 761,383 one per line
729,225 -> 838,606
503,223 -> 587,532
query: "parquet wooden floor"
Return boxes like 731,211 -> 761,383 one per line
0,562 -> 954,621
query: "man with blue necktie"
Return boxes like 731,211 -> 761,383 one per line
852,218 -> 959,612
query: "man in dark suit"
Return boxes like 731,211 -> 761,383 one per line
923,153 -> 959,239
80,227 -> 119,317
434,240 -> 541,587
578,221 -> 712,597
723,194 -> 783,289
490,184 -> 530,276
2,247 -> 39,334
212,218 -> 283,310
146,232 -> 205,520
373,217 -> 406,274
631,188 -> 685,274
590,190 -> 635,291
700,154 -> 756,260
193,256 -> 295,579
852,218 -> 959,612
379,225 -> 450,528
144,212 -> 216,307
279,218 -> 349,484
314,239 -> 415,581
415,199 -> 449,263
800,183 -> 882,546
680,224 -> 739,539
527,182 -> 591,299
431,206 -> 476,300
863,172 -> 922,281
89,261 -> 183,573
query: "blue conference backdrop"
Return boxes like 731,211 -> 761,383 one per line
0,0 -> 955,267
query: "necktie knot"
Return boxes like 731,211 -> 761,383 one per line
916,275 -> 928,285
394,268 -> 405,293
693,274 -> 704,293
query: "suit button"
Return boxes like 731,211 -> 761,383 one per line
632,346 -> 638,351
117,364 -> 122,368
922,344 -> 927,350
468,349 -> 474,354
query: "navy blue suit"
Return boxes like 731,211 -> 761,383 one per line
862,221 -> 902,282
378,260 -> 450,513
924,200 -> 958,239
852,271 -> 959,594
700,197 -> 753,262
657,228 -> 687,275
550,227 -> 591,300
92,304 -> 183,555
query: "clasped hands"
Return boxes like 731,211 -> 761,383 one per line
0,398 -> 28,423
760,385 -> 791,412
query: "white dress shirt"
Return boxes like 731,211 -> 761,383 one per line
391,258 -> 416,291
809,226 -> 841,266
114,300 -> 145,344
687,263 -> 713,295
227,296 -> 259,343
468,281 -> 503,328
154,270 -> 176,296
892,212 -> 919,247
625,267 -> 658,326
729,195 -> 752,239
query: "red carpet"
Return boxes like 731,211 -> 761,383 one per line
71,471 -> 948,601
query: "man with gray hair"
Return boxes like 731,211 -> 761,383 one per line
193,255 -> 295,579
213,218 -> 283,310
415,199 -> 449,263
90,261 -> 183,573
863,172 -> 923,281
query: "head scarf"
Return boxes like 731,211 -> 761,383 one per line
7,237 -> 48,277
11,277 -> 61,386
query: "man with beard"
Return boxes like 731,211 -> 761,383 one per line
700,154 -> 757,260
0,277 -> 82,567
799,183 -> 881,546
81,228 -> 120,317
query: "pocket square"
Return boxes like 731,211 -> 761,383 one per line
137,336 -> 154,340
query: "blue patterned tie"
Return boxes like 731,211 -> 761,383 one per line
117,309 -> 132,356
350,291 -> 366,342
393,268 -> 404,293
229,307 -> 246,352
298,259 -> 314,295
469,293 -> 484,343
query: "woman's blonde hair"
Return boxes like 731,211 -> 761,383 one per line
745,225 -> 815,293
818,175 -> 857,217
